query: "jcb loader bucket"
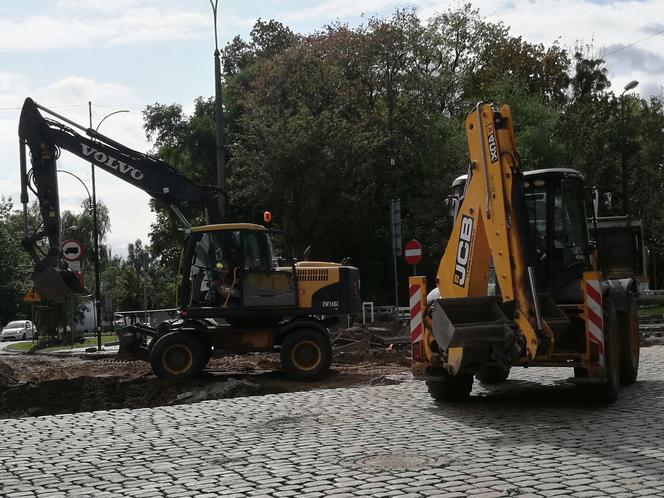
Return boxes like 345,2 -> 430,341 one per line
432,296 -> 514,351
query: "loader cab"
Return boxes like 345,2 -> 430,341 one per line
522,168 -> 591,302
450,168 -> 591,302
178,223 -> 298,313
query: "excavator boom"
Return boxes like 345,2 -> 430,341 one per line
18,97 -> 222,301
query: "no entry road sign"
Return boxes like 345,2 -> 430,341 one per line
404,239 -> 422,266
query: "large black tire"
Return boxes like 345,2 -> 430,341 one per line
150,331 -> 206,379
618,293 -> 639,385
475,365 -> 510,384
578,299 -> 620,403
426,373 -> 473,402
280,328 -> 332,381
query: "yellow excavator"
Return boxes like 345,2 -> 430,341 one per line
18,98 -> 361,380
410,102 -> 640,402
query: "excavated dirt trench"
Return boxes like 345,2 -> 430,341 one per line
0,351 -> 410,419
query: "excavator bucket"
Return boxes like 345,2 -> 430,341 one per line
33,264 -> 87,302
431,296 -> 514,351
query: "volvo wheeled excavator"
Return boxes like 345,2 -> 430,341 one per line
410,102 -> 640,403
18,97 -> 361,380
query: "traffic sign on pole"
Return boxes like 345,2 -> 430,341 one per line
404,239 -> 422,266
391,199 -> 401,257
62,240 -> 84,261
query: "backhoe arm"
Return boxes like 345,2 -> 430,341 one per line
432,103 -> 554,370
18,97 -> 222,301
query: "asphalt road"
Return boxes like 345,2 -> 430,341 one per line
1,347 -> 663,497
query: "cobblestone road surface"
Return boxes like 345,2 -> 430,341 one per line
1,347 -> 664,497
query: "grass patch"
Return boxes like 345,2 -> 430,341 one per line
638,305 -> 664,317
5,334 -> 118,353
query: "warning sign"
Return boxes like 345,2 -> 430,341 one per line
23,288 -> 41,303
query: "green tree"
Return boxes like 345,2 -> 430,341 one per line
0,198 -> 32,325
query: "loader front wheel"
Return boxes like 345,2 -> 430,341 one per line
150,331 -> 205,379
618,293 -> 639,385
475,365 -> 510,384
426,373 -> 473,402
280,328 -> 332,381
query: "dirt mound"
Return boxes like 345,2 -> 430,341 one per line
0,360 -> 16,387
0,353 -> 410,419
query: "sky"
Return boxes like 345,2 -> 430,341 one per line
1,0 -> 662,257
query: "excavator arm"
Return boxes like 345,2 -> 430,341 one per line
18,97 -> 223,301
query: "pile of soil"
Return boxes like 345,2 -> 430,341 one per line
0,352 -> 410,419
0,360 -> 16,387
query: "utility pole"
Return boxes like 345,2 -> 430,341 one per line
143,251 -> 149,324
89,103 -> 129,351
210,0 -> 226,221
620,80 -> 639,216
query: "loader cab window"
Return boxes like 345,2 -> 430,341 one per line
554,179 -> 590,269
523,175 -> 590,290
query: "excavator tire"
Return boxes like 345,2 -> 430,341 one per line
280,328 -> 332,381
578,299 -> 620,403
150,331 -> 205,380
618,293 -> 639,385
426,373 -> 473,402
475,365 -> 510,384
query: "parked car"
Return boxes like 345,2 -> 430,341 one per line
1,320 -> 38,341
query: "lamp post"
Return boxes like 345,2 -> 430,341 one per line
88,103 -> 129,351
621,80 -> 639,215
209,0 -> 226,221
57,170 -> 92,342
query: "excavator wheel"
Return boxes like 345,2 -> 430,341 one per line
475,365 -> 510,384
280,328 -> 332,381
150,331 -> 206,380
618,293 -> 639,385
578,299 -> 620,403
426,373 -> 473,402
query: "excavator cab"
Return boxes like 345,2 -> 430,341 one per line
179,224 -> 297,314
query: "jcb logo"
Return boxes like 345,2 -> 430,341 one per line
453,215 -> 474,287
487,123 -> 499,163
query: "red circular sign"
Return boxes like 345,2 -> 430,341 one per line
404,239 -> 422,265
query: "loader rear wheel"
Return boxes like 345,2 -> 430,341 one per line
280,328 -> 332,381
618,293 -> 639,385
426,373 -> 473,402
475,365 -> 510,384
150,331 -> 205,379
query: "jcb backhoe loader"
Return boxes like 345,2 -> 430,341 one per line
410,102 -> 639,403
18,98 -> 361,380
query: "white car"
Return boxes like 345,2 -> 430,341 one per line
1,320 -> 38,341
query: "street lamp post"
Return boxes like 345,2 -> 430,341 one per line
209,0 -> 226,221
621,80 -> 639,216
88,103 -> 129,351
56,170 -> 92,341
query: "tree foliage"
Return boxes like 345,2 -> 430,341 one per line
140,6 -> 664,299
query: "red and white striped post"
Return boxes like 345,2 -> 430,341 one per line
584,273 -> 604,366
409,276 -> 427,361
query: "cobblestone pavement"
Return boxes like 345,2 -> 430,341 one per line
1,347 -> 664,498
